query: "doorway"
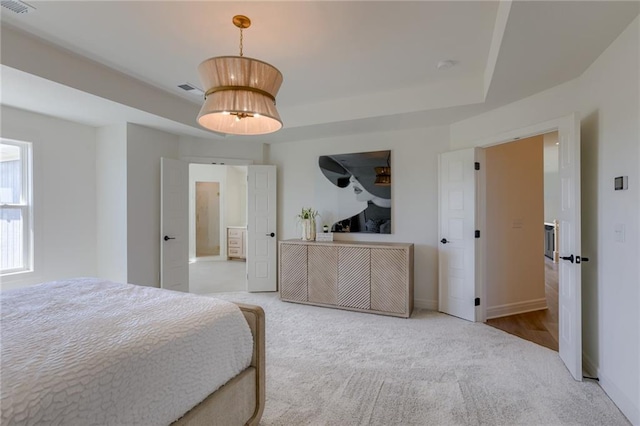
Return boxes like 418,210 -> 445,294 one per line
484,132 -> 560,351
188,163 -> 248,295
438,113 -> 582,380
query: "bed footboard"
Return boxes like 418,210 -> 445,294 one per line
172,302 -> 265,426
236,303 -> 266,426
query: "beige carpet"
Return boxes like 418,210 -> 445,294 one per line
210,292 -> 630,426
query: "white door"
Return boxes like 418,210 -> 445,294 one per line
160,158 -> 189,292
246,165 -> 277,292
557,113 -> 582,381
438,148 -> 477,321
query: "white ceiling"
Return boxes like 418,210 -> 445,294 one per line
1,1 -> 638,144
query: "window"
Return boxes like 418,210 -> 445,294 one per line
1,139 -> 33,275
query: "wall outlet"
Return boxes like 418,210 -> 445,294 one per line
614,176 -> 628,190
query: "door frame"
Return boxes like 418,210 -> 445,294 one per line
473,114 -> 577,324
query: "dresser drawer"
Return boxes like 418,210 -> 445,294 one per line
227,227 -> 246,260
228,228 -> 243,238
228,247 -> 242,257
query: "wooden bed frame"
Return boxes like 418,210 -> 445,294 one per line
173,303 -> 266,426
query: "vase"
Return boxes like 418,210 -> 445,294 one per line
301,218 -> 316,241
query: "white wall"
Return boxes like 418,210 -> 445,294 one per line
126,123 -> 179,287
226,166 -> 247,227
268,126 -> 450,308
543,132 -> 560,223
578,17 -> 639,424
179,135 -> 265,164
0,106 -> 97,289
484,136 -> 545,318
449,16 -> 640,424
96,124 -> 127,283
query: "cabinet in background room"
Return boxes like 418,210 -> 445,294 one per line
227,227 -> 247,260
279,240 -> 414,318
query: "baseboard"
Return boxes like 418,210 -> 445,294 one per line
599,370 -> 639,425
486,298 -> 548,319
414,298 -> 438,310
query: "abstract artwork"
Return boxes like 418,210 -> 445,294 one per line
317,150 -> 391,234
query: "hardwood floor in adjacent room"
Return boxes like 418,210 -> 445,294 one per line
486,257 -> 559,351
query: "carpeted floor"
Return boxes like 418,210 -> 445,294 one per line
209,292 -> 629,426
189,257 -> 246,294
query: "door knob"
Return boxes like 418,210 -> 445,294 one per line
266,232 -> 275,237
440,238 -> 448,244
164,235 -> 176,241
560,254 -> 574,263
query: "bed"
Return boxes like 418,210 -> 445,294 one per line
0,278 -> 265,426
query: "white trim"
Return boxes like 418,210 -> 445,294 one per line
0,138 -> 33,277
472,114 -> 573,323
483,1 -> 512,98
182,156 -> 253,166
485,298 -> 548,320
475,147 -> 486,323
414,298 -> 438,311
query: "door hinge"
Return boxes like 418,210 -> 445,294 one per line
475,230 -> 480,238
475,297 -> 480,306
474,162 -> 480,171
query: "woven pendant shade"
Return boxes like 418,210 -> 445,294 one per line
197,56 -> 283,135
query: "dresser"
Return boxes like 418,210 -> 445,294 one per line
227,226 -> 247,260
279,240 -> 414,318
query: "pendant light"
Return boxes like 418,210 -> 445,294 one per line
375,152 -> 391,186
197,15 -> 284,135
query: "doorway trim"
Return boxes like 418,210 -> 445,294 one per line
473,114 -> 575,324
183,156 -> 254,166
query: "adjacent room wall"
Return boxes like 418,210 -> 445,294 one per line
484,136 -> 545,318
226,166 -> 247,227
449,16 -> 640,424
0,106 -> 97,289
543,132 -> 560,223
268,126 -> 450,308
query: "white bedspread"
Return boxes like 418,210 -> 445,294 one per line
0,278 -> 253,426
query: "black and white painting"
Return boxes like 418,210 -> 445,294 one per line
317,150 -> 391,233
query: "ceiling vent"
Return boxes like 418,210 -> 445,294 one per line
1,0 -> 36,14
178,83 -> 204,98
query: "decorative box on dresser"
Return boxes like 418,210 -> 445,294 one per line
279,239 -> 414,318
227,226 -> 247,260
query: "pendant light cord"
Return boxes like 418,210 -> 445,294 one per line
239,28 -> 244,57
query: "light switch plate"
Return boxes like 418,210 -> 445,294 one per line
614,223 -> 625,242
